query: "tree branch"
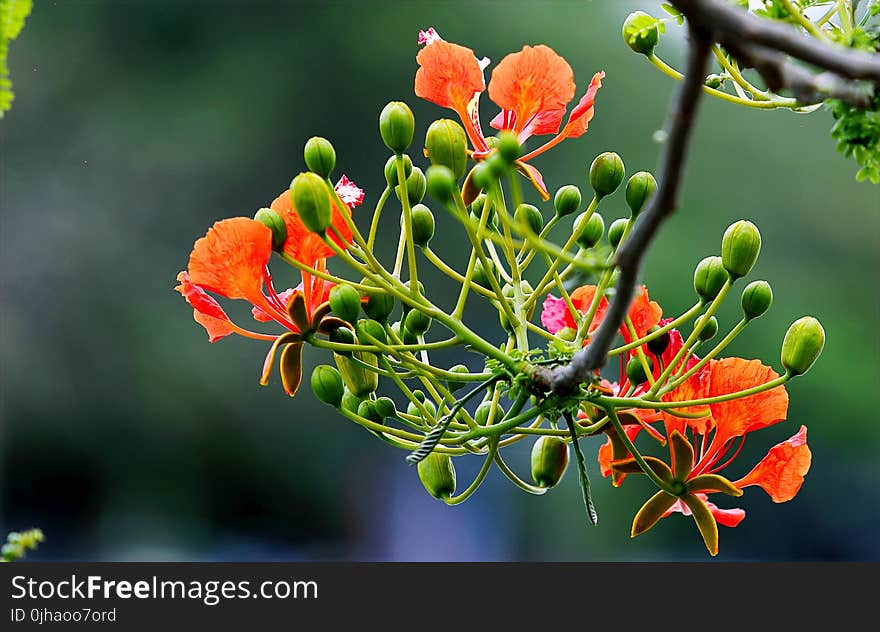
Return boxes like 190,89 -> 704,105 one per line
671,0 -> 880,82
546,26 -> 713,395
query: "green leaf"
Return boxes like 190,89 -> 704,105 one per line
661,3 -> 685,25
1,0 -> 33,118
565,413 -> 598,526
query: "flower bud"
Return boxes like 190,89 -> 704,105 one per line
360,278 -> 395,321
515,203 -> 543,235
329,283 -> 362,324
404,308 -> 432,336
303,136 -> 336,178
557,326 -> 577,342
407,398 -> 437,420
290,172 -> 331,233
608,218 -> 628,248
530,436 -> 570,488
625,171 -> 656,216
384,154 -> 413,187
741,280 -> 773,320
474,401 -> 493,426
626,355 -> 654,385
705,74 -> 725,89
471,194 -> 487,215
694,315 -> 718,342
310,365 -> 345,407
721,220 -> 761,279
408,203 -> 436,248
623,11 -> 661,55
496,131 -> 521,164
590,151 -> 625,197
646,325 -> 670,356
425,118 -> 468,178
425,165 -> 456,203
328,326 -> 356,349
334,351 -> 379,397
473,259 -> 497,287
357,399 -> 383,423
781,316 -> 825,376
340,389 -> 363,415
253,207 -> 287,251
446,364 -> 469,392
554,185 -> 582,217
374,396 -> 397,421
356,318 -> 387,346
379,101 -> 415,153
418,452 -> 456,500
693,256 -> 727,301
575,212 -> 604,249
469,162 -> 494,191
396,166 -> 426,205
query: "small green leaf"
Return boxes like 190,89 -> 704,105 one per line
661,3 -> 685,25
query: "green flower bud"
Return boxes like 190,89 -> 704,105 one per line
303,136 -> 336,178
334,351 -> 379,397
470,162 -> 494,191
530,436 -> 570,488
356,318 -> 387,346
360,278 -> 395,321
608,218 -> 628,248
407,398 -> 437,420
470,206 -> 498,232
310,365 -> 345,407
496,131 -> 521,164
410,203 -> 436,247
694,256 -> 728,301
721,220 -> 761,279
290,172 -> 331,234
741,280 -> 773,320
484,152 -> 508,179
412,389 -> 427,403
473,259 -> 497,287
426,118 -> 468,178
446,364 -> 470,392
340,388 -> 363,415
554,184 -> 582,217
474,401 -> 493,426
781,316 -> 825,376
404,308 -> 432,336
384,154 -> 413,187
694,315 -> 718,342
374,396 -> 397,421
329,283 -> 362,324
557,326 -> 578,342
379,101 -> 415,153
590,151 -> 625,197
646,325 -> 671,356
417,452 -> 456,500
425,165 -> 456,203
328,326 -> 356,349
626,355 -> 654,385
625,171 -> 656,216
253,207 -> 287,251
515,203 -> 543,235
705,73 -> 725,89
575,211 -> 605,249
357,399 -> 382,423
623,11 -> 661,56
395,166 -> 426,206
471,193 -> 487,215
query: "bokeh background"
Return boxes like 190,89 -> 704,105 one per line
2,0 -> 878,561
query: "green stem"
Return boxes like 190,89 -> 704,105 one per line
367,186 -> 392,251
663,318 -> 748,393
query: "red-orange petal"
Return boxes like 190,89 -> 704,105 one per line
661,365 -> 713,436
665,494 -> 746,528
415,40 -> 486,111
708,357 -> 789,440
175,271 -> 235,342
561,71 -> 605,139
734,425 -> 811,502
626,285 -> 663,341
187,218 -> 272,303
488,45 -> 575,134
193,310 -> 235,343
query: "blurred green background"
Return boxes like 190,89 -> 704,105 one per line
1,0 -> 877,561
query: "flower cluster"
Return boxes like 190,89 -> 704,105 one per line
175,28 -> 825,556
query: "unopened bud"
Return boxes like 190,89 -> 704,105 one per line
360,278 -> 395,322
290,172 -> 331,233
590,151 -> 625,197
741,280 -> 773,320
446,364 -> 470,392
404,308 -> 432,336
379,101 -> 415,153
303,136 -> 336,178
623,11 -> 661,55
385,154 -> 413,187
721,220 -> 761,279
515,203 -> 543,235
356,318 -> 387,346
329,284 -> 362,324
496,131 -> 521,164
530,436 -> 570,488
625,171 -> 656,215
608,218 -> 628,248
626,355 -> 654,385
554,185 -> 582,217
334,351 -> 379,397
575,212 -> 604,249
253,207 -> 287,251
417,452 -> 456,500
694,256 -> 728,301
694,315 -> 718,342
410,203 -> 436,247
781,316 -> 825,376
396,166 -> 426,205
310,365 -> 345,407
425,119 -> 468,178
425,165 -> 456,203
473,259 -> 497,287
646,325 -> 670,356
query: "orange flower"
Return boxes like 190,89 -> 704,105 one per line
415,28 -> 604,199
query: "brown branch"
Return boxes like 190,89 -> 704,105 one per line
544,26 -> 713,396
672,0 -> 880,82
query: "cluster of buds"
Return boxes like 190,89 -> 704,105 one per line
176,28 -> 825,555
